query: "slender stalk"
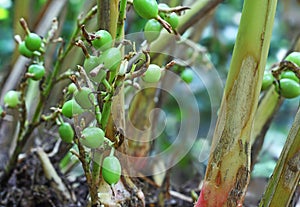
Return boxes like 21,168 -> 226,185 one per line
251,87 -> 282,165
0,5 -> 98,186
96,0 -> 119,132
259,107 -> 300,207
178,0 -> 223,34
251,87 -> 279,145
73,138 -> 94,203
151,0 -> 222,58
91,150 -> 102,204
195,0 -> 277,206
250,35 -> 300,162
116,0 -> 127,40
101,97 -> 113,130
125,0 -> 221,160
95,105 -> 102,126
89,1 -> 120,205
43,5 -> 98,96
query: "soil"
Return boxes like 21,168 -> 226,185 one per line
0,148 -> 299,207
0,151 -> 200,207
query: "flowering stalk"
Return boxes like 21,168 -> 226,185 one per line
259,107 -> 300,207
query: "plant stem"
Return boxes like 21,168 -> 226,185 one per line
250,86 -> 282,166
251,87 -> 280,145
97,0 -> 119,39
88,1 -> 120,205
195,0 -> 277,206
43,5 -> 97,96
178,0 -> 223,34
250,37 -> 300,165
116,0 -> 127,40
95,105 -> 102,126
126,87 -> 156,157
97,0 -> 110,31
150,0 -> 222,58
259,107 -> 300,207
91,150 -> 102,203
74,138 -> 94,203
110,147 -> 115,156
0,6 -> 98,186
101,97 -> 113,129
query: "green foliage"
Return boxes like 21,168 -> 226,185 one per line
0,7 -> 8,20
0,3 -> 13,66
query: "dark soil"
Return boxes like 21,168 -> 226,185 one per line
0,149 -> 299,207
0,151 -> 200,207
0,153 -> 89,207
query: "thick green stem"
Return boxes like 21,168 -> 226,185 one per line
259,107 -> 300,207
97,0 -> 119,38
97,0 -> 110,31
195,0 -> 277,206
